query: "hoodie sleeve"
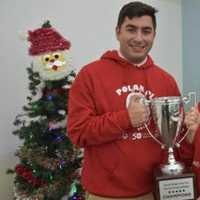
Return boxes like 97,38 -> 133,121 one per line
177,102 -> 200,166
177,104 -> 200,197
67,67 -> 132,147
176,130 -> 194,167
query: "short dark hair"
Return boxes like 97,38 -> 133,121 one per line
117,1 -> 158,30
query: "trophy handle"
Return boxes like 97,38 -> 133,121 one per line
175,129 -> 190,148
144,123 -> 165,149
182,91 -> 197,106
139,96 -> 165,148
175,91 -> 197,147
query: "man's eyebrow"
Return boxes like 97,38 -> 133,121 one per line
125,24 -> 153,30
142,26 -> 153,30
125,24 -> 137,28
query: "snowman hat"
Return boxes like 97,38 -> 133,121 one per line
28,20 -> 71,56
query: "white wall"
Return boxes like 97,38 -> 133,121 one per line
182,0 -> 200,99
0,0 -> 182,199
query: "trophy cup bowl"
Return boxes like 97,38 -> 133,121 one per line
150,96 -> 184,175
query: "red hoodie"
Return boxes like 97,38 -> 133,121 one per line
67,50 -> 194,197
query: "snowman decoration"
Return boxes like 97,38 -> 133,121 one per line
24,21 -> 75,128
27,21 -> 73,81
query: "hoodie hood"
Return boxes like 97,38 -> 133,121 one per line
101,50 -> 154,69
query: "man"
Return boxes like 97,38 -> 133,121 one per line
68,1 -> 198,200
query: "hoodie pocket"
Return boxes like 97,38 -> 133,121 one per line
94,142 -> 120,173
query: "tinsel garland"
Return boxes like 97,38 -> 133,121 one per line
14,178 -> 80,200
16,146 -> 79,171
14,185 -> 41,200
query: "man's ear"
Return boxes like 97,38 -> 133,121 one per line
153,30 -> 156,38
115,26 -> 120,40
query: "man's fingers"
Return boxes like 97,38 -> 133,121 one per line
130,95 -> 142,103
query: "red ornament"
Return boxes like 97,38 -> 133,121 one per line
15,164 -> 46,187
43,87 -> 65,96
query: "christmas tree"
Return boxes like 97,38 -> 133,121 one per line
7,21 -> 84,200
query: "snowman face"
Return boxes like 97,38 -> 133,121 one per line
42,52 -> 65,71
33,50 -> 72,80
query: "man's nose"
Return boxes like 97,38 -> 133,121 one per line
134,31 -> 143,41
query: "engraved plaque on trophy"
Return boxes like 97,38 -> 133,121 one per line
142,94 -> 197,200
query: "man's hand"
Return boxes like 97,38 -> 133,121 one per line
127,95 -> 149,127
184,106 -> 200,143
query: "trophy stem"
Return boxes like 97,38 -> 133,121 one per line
161,147 -> 184,175
168,147 -> 176,165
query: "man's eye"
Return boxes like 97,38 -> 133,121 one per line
143,29 -> 152,34
127,29 -> 136,32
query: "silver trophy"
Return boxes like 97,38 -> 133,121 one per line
141,92 -> 197,200
144,92 -> 196,175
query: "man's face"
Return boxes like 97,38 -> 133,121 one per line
116,15 -> 156,64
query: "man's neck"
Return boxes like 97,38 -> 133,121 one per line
117,50 -> 147,67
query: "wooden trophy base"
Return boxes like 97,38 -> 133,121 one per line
154,168 -> 196,200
